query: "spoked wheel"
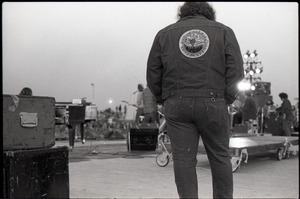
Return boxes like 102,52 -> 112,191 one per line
231,156 -> 241,173
156,153 -> 170,167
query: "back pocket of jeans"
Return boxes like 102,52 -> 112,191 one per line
164,98 -> 181,118
204,98 -> 227,122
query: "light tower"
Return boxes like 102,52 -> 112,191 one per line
243,50 -> 263,91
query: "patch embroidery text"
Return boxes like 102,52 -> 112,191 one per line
179,29 -> 209,58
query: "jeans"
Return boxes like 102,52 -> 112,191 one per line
164,97 -> 233,199
135,108 -> 144,124
143,112 -> 159,124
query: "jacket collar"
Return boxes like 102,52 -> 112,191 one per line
178,15 -> 208,22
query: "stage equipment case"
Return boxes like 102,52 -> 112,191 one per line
3,94 -> 56,150
127,123 -> 159,151
233,124 -> 248,134
3,146 -> 69,198
267,112 -> 282,136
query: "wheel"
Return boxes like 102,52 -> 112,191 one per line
231,157 -> 240,173
156,153 -> 170,167
277,148 -> 284,160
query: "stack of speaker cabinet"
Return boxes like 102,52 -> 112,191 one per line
252,81 -> 273,108
2,94 -> 69,198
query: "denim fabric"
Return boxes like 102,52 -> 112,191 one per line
165,97 -> 233,199
143,112 -> 159,124
147,15 -> 244,104
135,108 -> 144,124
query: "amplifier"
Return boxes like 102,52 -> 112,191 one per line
128,126 -> 159,151
267,112 -> 282,136
68,105 -> 86,123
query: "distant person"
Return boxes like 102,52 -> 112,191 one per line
232,92 -> 244,126
147,2 -> 244,198
142,85 -> 159,124
135,84 -> 144,123
266,100 -> 277,113
242,91 -> 257,123
19,87 -> 32,96
262,100 -> 276,133
123,105 -> 127,118
276,92 -> 294,136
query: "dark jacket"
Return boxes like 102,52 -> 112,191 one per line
147,15 -> 244,104
276,99 -> 294,121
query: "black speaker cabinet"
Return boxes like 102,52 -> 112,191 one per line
253,94 -> 273,108
267,112 -> 282,136
3,146 -> 69,198
128,125 -> 159,151
254,82 -> 271,95
68,105 -> 86,123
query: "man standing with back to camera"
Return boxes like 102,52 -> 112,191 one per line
147,2 -> 244,199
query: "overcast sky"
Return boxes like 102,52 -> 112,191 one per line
2,2 -> 298,119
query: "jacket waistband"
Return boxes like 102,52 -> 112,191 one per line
163,89 -> 225,99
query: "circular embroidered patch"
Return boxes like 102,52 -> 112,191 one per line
179,29 -> 209,58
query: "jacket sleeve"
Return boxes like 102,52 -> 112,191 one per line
147,33 -> 163,104
224,27 -> 245,105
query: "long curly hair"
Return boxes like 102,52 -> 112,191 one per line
178,2 -> 216,21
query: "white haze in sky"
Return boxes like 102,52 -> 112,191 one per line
2,2 -> 298,119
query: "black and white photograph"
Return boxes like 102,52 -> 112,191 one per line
2,2 -> 298,199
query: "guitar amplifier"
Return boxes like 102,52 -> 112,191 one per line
3,95 -> 56,151
68,105 -> 86,123
128,123 -> 159,151
3,146 -> 69,198
267,112 -> 282,136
